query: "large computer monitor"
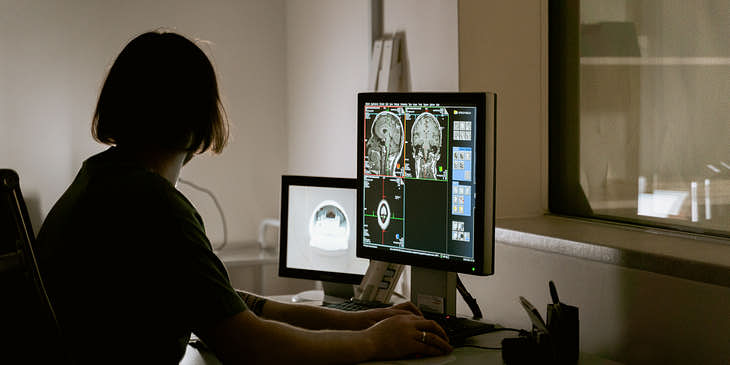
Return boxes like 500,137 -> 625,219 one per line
278,175 -> 370,302
357,92 -> 496,315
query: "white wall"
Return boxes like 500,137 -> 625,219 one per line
382,0 -> 459,92
0,0 -> 287,247
285,0 -> 371,179
459,0 -> 547,218
459,241 -> 730,365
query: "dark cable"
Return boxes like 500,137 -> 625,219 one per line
177,178 -> 228,251
456,274 -> 483,319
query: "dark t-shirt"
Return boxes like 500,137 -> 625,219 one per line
36,147 -> 246,363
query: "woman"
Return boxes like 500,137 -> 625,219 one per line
36,30 -> 451,364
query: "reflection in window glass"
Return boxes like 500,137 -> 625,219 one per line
579,0 -> 729,233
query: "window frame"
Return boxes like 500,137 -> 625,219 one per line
547,0 -> 730,240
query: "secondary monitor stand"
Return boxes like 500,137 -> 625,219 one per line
322,281 -> 356,304
410,266 -> 457,316
291,282 -> 355,304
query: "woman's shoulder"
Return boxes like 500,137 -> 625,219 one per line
118,170 -> 195,218
82,150 -> 197,219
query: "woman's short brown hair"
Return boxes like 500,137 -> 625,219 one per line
92,31 -> 228,154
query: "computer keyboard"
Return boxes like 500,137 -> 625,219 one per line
324,300 -> 495,344
423,312 -> 496,344
322,298 -> 392,311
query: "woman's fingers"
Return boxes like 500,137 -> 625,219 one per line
419,331 -> 453,354
412,318 -> 449,342
392,301 -> 423,317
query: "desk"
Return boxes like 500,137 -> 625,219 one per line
216,246 -> 296,295
215,246 -> 278,268
181,331 -> 621,365
180,293 -> 623,365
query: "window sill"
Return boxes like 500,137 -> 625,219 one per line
495,215 -> 730,288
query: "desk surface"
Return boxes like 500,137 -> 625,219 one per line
181,334 -> 621,365
215,246 -> 278,267
181,293 -> 623,365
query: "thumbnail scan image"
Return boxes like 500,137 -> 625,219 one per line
363,176 -> 404,247
410,112 -> 443,179
365,111 -> 404,176
308,201 -> 350,253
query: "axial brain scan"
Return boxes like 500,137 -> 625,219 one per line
377,199 -> 391,230
367,111 -> 404,176
411,112 -> 442,179
308,201 -> 349,251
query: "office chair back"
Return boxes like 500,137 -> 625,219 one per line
0,169 -> 70,363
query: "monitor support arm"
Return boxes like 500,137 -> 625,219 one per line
411,267 -> 484,319
410,267 -> 457,316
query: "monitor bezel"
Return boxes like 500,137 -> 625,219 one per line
356,92 -> 495,276
278,175 -> 364,285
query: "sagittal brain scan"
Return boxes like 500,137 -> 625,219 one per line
366,111 -> 404,176
309,201 -> 350,252
411,112 -> 443,179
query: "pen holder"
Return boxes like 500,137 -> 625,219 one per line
501,334 -> 540,364
547,303 -> 579,364
501,327 -> 553,365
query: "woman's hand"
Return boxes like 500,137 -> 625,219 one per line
363,314 -> 453,360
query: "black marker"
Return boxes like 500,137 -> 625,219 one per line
549,280 -> 562,323
549,280 -> 560,305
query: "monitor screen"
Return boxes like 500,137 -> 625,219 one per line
357,92 -> 495,275
279,176 -> 370,284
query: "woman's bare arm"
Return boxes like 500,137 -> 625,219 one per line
196,310 -> 452,365
237,289 -> 424,330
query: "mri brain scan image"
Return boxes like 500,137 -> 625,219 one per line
367,111 -> 404,176
308,201 -> 349,252
411,112 -> 442,179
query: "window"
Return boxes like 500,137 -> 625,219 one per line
549,0 -> 730,237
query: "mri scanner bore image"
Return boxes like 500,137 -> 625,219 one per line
365,110 -> 404,177
405,108 -> 448,180
285,185 -> 367,275
309,201 -> 349,253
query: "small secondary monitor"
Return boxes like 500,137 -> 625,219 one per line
357,92 -> 495,276
279,175 -> 370,285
